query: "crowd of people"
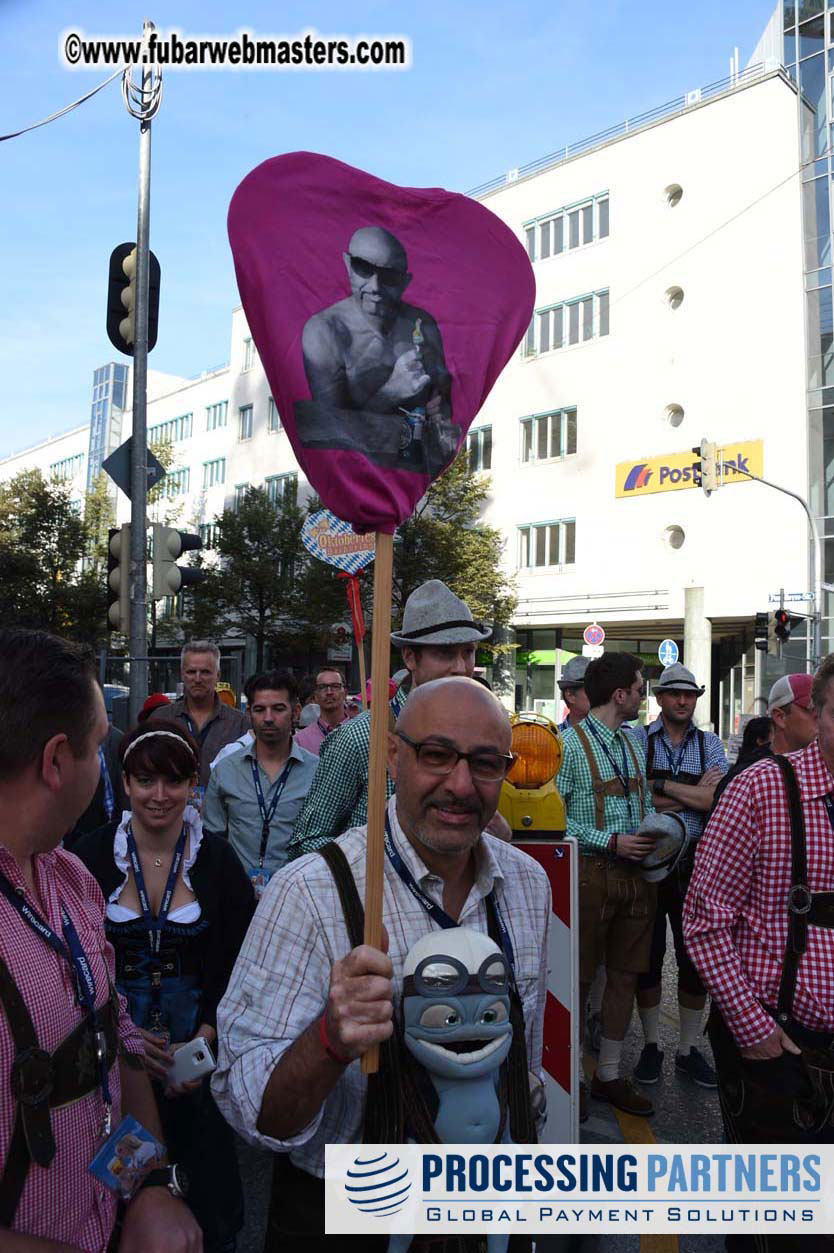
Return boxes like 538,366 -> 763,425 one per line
0,593 -> 832,1253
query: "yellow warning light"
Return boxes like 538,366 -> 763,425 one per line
506,715 -> 562,789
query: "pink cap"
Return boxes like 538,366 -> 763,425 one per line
767,673 -> 813,712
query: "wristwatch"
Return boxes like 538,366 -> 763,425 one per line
652,777 -> 666,796
139,1164 -> 189,1199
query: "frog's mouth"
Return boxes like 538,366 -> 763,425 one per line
418,1036 -> 506,1065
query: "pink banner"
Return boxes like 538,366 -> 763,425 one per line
228,152 -> 534,532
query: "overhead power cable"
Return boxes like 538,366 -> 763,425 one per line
0,66 -> 124,143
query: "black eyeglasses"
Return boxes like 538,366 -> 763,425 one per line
395,730 -> 516,782
349,254 -> 406,286
316,682 -> 345,692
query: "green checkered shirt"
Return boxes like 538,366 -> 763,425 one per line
287,684 -> 410,859
556,714 -> 653,854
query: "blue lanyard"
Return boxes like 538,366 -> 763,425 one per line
125,823 -> 187,957
99,746 -> 115,821
586,721 -> 634,826
183,712 -> 214,746
250,755 -> 294,865
0,870 -> 113,1122
660,733 -> 688,778
382,814 -> 516,976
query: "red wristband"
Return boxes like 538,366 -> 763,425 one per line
319,1014 -> 351,1065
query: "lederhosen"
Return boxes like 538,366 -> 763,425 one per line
265,843 -> 537,1253
709,756 -> 834,1251
572,723 -> 648,831
0,955 -> 121,1226
639,727 -> 707,995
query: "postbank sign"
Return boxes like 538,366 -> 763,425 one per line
615,440 -> 763,499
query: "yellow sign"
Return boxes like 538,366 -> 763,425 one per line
615,440 -> 763,498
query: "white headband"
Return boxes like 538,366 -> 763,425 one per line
122,730 -> 198,764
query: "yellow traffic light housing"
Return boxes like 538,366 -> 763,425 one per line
498,712 -> 566,838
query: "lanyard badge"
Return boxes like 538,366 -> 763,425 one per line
0,871 -> 114,1135
125,823 -> 187,1040
248,755 -> 294,897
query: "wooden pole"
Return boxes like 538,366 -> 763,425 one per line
361,529 -> 394,1075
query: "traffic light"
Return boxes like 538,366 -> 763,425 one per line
151,525 -> 205,600
107,525 -> 130,634
106,242 -> 161,356
774,609 -> 804,643
691,439 -> 719,496
754,612 -> 769,652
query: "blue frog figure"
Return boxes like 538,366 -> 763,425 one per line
387,928 -> 514,1253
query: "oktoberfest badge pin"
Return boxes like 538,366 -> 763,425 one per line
301,510 -> 375,574
227,151 -> 535,534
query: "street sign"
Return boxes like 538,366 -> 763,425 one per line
102,437 -> 166,501
658,639 -> 679,666
768,592 -> 812,604
582,643 -> 604,659
583,622 -> 605,647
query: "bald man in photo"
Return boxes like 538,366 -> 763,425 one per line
301,225 -> 452,421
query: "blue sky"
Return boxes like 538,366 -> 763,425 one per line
1,0 -> 776,458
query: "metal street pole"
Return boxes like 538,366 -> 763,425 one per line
719,460 -> 823,666
123,22 -> 162,724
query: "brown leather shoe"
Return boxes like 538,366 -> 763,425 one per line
579,1082 -> 589,1124
590,1074 -> 654,1117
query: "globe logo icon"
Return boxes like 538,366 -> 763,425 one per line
344,1151 -> 412,1216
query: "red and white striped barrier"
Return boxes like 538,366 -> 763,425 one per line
516,837 -> 579,1143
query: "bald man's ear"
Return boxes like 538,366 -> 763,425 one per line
387,731 -> 400,781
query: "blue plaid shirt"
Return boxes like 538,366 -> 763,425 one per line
631,716 -> 727,843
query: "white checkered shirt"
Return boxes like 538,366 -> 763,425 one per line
212,795 -> 551,1176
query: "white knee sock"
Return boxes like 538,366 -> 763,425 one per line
638,1004 -> 660,1047
678,1005 -> 704,1055
596,1036 -> 623,1082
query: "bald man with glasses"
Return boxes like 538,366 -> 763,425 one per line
300,225 -> 452,422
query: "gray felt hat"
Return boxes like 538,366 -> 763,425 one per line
390,580 -> 492,648
654,663 -> 705,695
558,656 -> 590,691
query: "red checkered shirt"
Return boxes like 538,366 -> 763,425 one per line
683,739 -> 834,1048
0,844 -> 145,1250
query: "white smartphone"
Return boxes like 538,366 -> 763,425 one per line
168,1036 -> 216,1086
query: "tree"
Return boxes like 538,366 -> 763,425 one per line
0,468 -> 108,642
183,485 -> 314,670
391,453 -> 516,642
83,471 -> 117,573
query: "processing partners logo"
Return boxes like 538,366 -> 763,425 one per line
344,1151 -> 412,1217
326,1145 -> 833,1237
622,463 -> 653,492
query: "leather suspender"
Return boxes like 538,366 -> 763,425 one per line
0,956 -> 120,1226
574,723 -> 646,829
772,755 -> 834,1028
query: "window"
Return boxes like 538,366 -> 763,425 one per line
238,405 -> 253,441
524,291 -> 610,356
162,467 -> 190,499
243,337 -> 257,371
234,483 -> 250,510
148,413 -> 192,445
202,458 -> 226,489
518,519 -> 576,568
520,408 -> 578,463
206,401 -> 228,431
467,426 -> 492,471
524,193 -> 609,261
267,396 -> 281,433
49,452 -> 84,481
265,471 -> 297,506
162,592 -> 184,618
199,522 -> 219,549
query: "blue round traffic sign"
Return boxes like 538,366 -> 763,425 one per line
658,639 -> 679,667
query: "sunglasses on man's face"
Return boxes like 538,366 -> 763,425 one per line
349,254 -> 406,286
